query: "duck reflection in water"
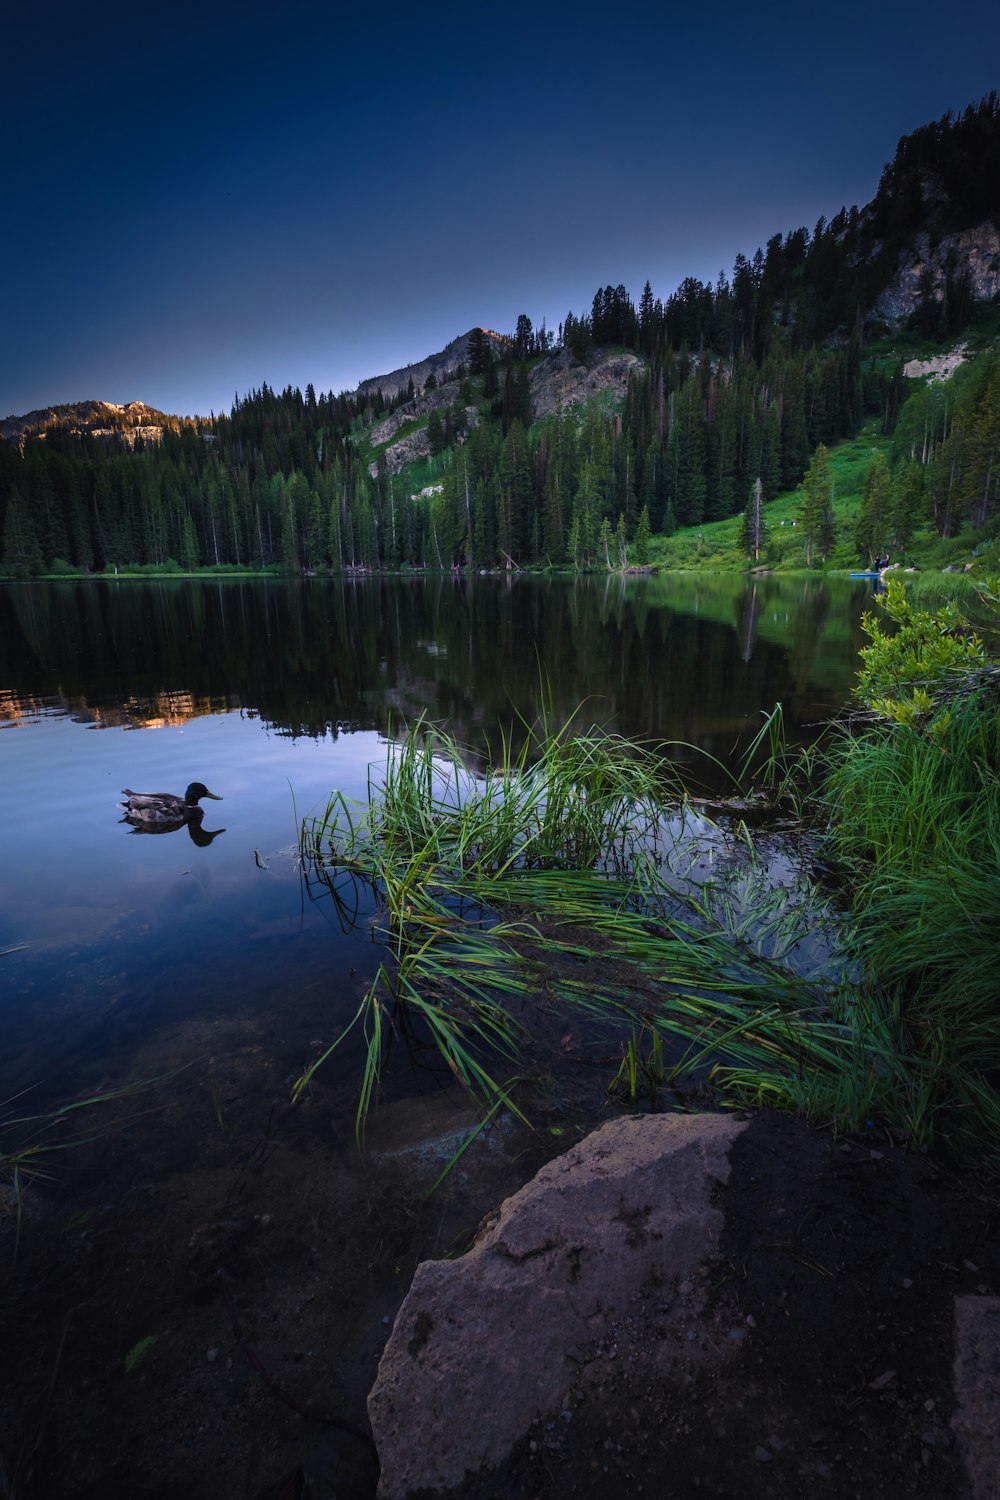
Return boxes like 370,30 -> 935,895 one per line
119,782 -> 226,846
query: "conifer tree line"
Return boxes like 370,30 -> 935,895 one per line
0,331 -> 888,576
2,95 -> 997,579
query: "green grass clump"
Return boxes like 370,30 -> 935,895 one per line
294,612 -> 1000,1164
296,705 -> 924,1152
291,572 -> 1000,1164
819,703 -> 1000,1156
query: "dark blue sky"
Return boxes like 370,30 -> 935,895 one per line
4,0 -> 998,418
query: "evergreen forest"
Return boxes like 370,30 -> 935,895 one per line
2,94 -> 999,580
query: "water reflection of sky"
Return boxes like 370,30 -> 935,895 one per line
1,708 -> 387,1102
1,575 -> 874,1115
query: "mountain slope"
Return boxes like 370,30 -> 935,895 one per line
2,96 -> 998,578
356,329 -> 508,401
0,400 -> 180,446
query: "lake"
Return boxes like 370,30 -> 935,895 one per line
1,573 -> 872,1122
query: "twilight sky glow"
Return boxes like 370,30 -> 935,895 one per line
4,0 -> 998,419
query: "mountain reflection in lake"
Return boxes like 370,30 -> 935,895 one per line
0,574 -> 868,1117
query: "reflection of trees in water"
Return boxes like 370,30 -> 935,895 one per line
788,581 -> 832,696
0,577 -> 866,772
739,583 -> 760,664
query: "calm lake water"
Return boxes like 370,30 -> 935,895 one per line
1,573 -> 873,1121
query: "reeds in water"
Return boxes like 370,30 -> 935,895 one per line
296,709 -> 889,1148
295,587 -> 1000,1163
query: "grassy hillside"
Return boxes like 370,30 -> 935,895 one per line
640,425 -> 892,573
649,432 -> 1000,578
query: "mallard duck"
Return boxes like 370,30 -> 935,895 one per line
121,782 -> 222,825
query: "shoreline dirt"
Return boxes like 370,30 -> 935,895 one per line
1,1048 -> 997,1500
461,1113 -> 998,1500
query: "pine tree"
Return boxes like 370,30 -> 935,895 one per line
888,458 -> 924,554
427,409 -> 445,456
665,376 -> 706,527
760,401 -> 783,501
482,345 -> 499,399
599,516 -> 614,570
797,443 -> 836,565
781,363 -> 810,488
2,490 -> 44,577
571,460 -> 601,565
280,483 -> 300,572
181,513 -> 201,570
327,477 -> 343,568
541,467 -> 565,562
633,506 -> 651,566
615,512 -> 627,569
962,351 -> 1000,527
436,466 -> 469,565
513,362 -> 532,427
68,484 -> 94,571
706,380 -> 737,520
514,314 -> 534,360
499,419 -> 531,559
855,452 -> 891,564
642,438 -> 666,531
472,478 -> 494,566
741,477 -> 766,561
638,280 -> 656,356
467,328 -> 488,375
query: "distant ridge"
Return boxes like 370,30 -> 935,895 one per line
356,328 -> 508,401
0,399 -> 177,446
4,98 -> 999,450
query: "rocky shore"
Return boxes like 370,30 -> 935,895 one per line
2,1085 -> 997,1500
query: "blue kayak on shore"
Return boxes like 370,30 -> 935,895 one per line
850,571 -> 883,578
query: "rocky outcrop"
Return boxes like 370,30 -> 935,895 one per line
368,406 -> 479,477
529,347 -> 644,420
86,424 -> 165,447
371,406 -> 427,450
368,345 -> 644,477
903,343 -> 970,381
368,1112 -> 746,1498
0,398 -> 175,446
370,382 -> 469,448
874,222 -> 1000,322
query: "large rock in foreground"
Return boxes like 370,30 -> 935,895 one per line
952,1295 -> 1000,1500
368,1111 -> 746,1498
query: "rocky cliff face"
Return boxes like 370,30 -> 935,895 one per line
369,380 -> 471,449
368,406 -> 480,477
529,346 -> 644,420
367,345 -> 646,476
874,221 -> 1000,322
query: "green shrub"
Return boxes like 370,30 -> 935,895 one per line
818,579 -> 1000,1157
855,576 -> 990,719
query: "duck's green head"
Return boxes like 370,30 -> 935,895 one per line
185,782 -> 223,804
